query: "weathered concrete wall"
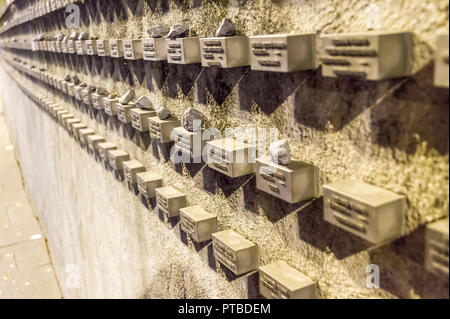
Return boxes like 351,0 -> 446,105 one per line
0,0 -> 449,299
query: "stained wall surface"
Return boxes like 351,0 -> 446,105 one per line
0,0 -> 449,299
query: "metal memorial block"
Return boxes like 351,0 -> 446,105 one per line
86,40 -> 97,56
149,116 -> 181,144
321,31 -> 413,80
107,150 -> 130,172
98,142 -> 117,163
82,88 -> 94,106
130,108 -> 156,132
110,39 -> 124,58
434,33 -> 449,88
68,39 -> 76,54
212,230 -> 258,275
200,36 -> 249,68
92,93 -> 106,110
142,38 -> 167,61
65,118 -> 80,135
180,205 -> 217,243
76,40 -> 87,55
425,218 -> 449,277
116,103 -> 136,124
123,160 -> 146,185
67,83 -> 75,96
259,261 -> 316,299
256,157 -> 319,204
60,113 -> 74,128
72,123 -> 87,143
104,97 -> 119,116
206,138 -> 256,178
96,40 -> 110,57
172,126 -> 205,161
155,187 -> 187,218
78,128 -> 95,149
249,34 -> 316,72
166,37 -> 201,64
123,39 -> 143,60
136,172 -> 163,199
87,135 -> 105,154
323,180 -> 407,244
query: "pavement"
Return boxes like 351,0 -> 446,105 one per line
0,98 -> 62,299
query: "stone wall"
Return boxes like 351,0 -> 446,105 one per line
0,0 -> 448,299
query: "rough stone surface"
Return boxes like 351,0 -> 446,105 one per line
168,24 -> 189,39
72,75 -> 80,85
0,0 -> 449,300
182,108 -> 203,132
64,73 -> 71,82
96,87 -> 107,95
215,18 -> 236,37
269,139 -> 291,165
156,105 -> 172,120
69,31 -> 79,40
147,25 -> 169,38
136,96 -> 153,110
119,89 -> 135,105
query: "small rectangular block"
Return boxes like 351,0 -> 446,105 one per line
149,116 -> 181,143
98,142 -> 117,163
142,38 -> 167,61
87,135 -> 106,153
323,180 -> 407,244
155,186 -> 187,218
136,172 -> 163,198
123,160 -> 146,184
123,39 -> 143,60
110,39 -> 124,58
425,218 -> 449,277
212,230 -> 258,275
180,205 -> 217,243
117,103 -> 136,123
166,37 -> 201,64
130,108 -> 156,132
96,40 -> 110,56
107,149 -> 130,171
200,36 -> 249,68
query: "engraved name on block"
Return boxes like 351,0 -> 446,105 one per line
180,205 -> 217,243
131,109 -> 156,132
87,135 -> 105,154
172,126 -> 205,161
200,36 -> 249,68
166,37 -> 201,64
68,40 -> 76,54
155,187 -> 187,218
259,261 -> 316,299
149,116 -> 181,144
123,39 -> 143,60
104,98 -> 119,116
123,160 -> 146,185
107,150 -> 130,172
256,157 -> 319,204
425,218 -> 449,277
78,129 -> 95,148
82,88 -> 94,106
67,83 -> 75,96
92,93 -> 106,110
117,103 -> 136,123
110,40 -> 124,58
142,38 -> 167,61
86,40 -> 97,56
212,230 -> 258,275
321,31 -> 413,80
434,33 -> 449,88
323,180 -> 407,244
96,40 -> 110,57
61,40 -> 68,53
206,138 -> 256,178
72,123 -> 87,143
98,142 -> 117,163
249,34 -> 316,72
76,40 -> 87,55
136,172 -> 163,198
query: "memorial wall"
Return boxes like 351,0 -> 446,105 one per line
0,0 -> 448,299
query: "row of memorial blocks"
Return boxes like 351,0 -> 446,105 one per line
0,30 -> 449,86
3,53 -> 449,294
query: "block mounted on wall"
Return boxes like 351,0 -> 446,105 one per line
142,38 -> 167,61
110,39 -> 124,58
96,40 -> 110,57
86,40 -> 97,56
256,157 -> 319,204
117,103 -> 136,124
87,135 -> 105,154
149,116 -> 181,144
123,39 -> 143,60
155,186 -> 187,218
166,38 -> 201,64
78,128 -> 95,149
323,180 -> 407,244
136,172 -> 163,199
321,31 -> 412,80
107,149 -> 130,172
200,36 -> 249,68
434,33 -> 449,88
98,142 -> 117,164
249,34 -> 316,72
212,229 -> 258,275
206,138 -> 256,178
104,97 -> 119,116
425,218 -> 449,277
259,261 -> 316,299
123,160 -> 146,185
180,205 -> 218,243
172,126 -> 205,161
130,108 -> 156,132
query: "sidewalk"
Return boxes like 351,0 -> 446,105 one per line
0,101 -> 62,299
